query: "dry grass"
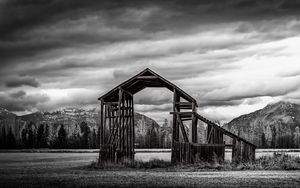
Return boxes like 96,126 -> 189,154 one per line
1,152 -> 300,187
91,152 -> 300,171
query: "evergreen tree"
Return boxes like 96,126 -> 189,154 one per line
261,132 -> 267,148
145,124 -> 159,148
27,122 -> 36,148
21,128 -> 28,148
7,127 -> 16,149
91,128 -> 97,149
150,127 -> 159,148
58,124 -> 67,148
162,119 -> 168,127
80,122 -> 90,149
48,125 -> 58,149
37,124 -> 45,148
27,129 -> 34,148
68,124 -> 81,149
44,124 -> 49,147
1,126 -> 7,149
96,127 -> 100,148
293,127 -> 300,148
145,127 -> 152,148
271,126 -> 277,148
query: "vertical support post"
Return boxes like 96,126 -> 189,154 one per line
232,138 -> 236,163
171,89 -> 180,163
131,95 -> 135,161
192,102 -> 197,143
251,146 -> 255,162
99,99 -> 104,164
108,105 -> 111,132
117,88 -> 122,161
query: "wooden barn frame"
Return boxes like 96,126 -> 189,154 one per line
98,68 -> 256,164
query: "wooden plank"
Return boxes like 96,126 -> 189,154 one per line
98,100 -> 104,164
171,89 -> 180,163
207,126 -> 213,144
232,138 -> 236,163
136,76 -> 158,79
175,102 -> 193,109
117,88 -> 123,153
181,117 -> 192,121
170,111 -> 193,115
131,96 -> 135,160
192,102 -> 197,143
176,112 -> 189,143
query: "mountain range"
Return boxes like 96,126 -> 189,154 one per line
0,107 -> 171,149
1,101 -> 300,149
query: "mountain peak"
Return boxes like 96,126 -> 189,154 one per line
224,100 -> 300,148
266,100 -> 294,107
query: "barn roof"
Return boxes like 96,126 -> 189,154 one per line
98,68 -> 198,105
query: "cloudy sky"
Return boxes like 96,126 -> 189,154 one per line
1,0 -> 300,124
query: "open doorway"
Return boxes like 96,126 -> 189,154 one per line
133,88 -> 172,162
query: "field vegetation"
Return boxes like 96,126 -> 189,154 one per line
1,152 -> 300,187
91,152 -> 300,171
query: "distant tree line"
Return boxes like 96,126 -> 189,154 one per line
0,121 -> 99,149
261,126 -> 300,148
0,120 -> 172,149
135,121 -> 172,149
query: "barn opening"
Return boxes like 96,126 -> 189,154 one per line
133,88 -> 173,162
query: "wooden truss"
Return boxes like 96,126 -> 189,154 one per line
98,68 -> 256,164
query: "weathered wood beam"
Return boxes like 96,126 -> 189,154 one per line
207,126 -> 213,144
172,89 -> 180,163
176,112 -> 189,143
191,102 -> 197,143
136,76 -> 158,79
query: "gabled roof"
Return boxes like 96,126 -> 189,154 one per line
98,68 -> 198,105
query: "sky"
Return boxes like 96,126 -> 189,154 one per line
1,0 -> 300,124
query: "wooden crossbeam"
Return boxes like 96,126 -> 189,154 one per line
111,106 -> 133,112
181,118 -> 192,121
103,101 -> 119,106
105,115 -> 133,118
137,76 -> 158,79
175,102 -> 193,109
170,111 -> 193,114
170,112 -> 194,119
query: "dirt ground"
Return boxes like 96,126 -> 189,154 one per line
0,152 -> 299,188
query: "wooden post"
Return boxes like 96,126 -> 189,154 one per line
207,124 -> 213,144
171,89 -> 180,163
192,102 -> 197,143
131,96 -> 135,161
117,88 -> 122,161
99,100 -> 104,164
232,138 -> 236,163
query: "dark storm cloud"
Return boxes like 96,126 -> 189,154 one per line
5,76 -> 40,88
1,0 -> 300,63
197,77 -> 300,107
10,90 -> 26,98
0,92 -> 49,111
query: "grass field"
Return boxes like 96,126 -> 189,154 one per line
0,151 -> 300,187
